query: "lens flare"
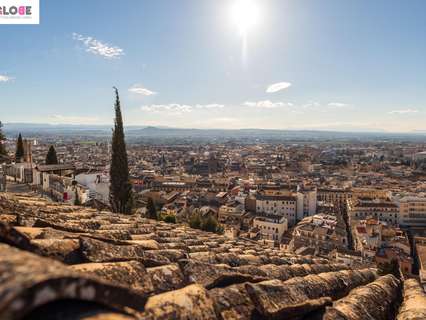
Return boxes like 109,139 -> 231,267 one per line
231,0 -> 260,36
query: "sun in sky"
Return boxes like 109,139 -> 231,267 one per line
231,0 -> 261,36
2,0 -> 426,131
230,0 -> 261,65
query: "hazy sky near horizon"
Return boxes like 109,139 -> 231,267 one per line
0,0 -> 425,132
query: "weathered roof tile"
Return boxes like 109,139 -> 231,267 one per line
70,261 -> 155,295
0,243 -> 146,320
209,284 -> 255,320
141,284 -> 217,320
397,278 -> 426,320
79,237 -> 146,263
323,274 -> 400,320
147,263 -> 186,293
181,260 -> 267,289
245,269 -> 377,319
0,193 -> 407,320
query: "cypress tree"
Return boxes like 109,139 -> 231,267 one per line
0,122 -> 7,157
15,133 -> 24,163
189,212 -> 202,229
45,145 -> 58,165
146,197 -> 157,219
201,215 -> 219,233
109,87 -> 133,214
74,189 -> 81,205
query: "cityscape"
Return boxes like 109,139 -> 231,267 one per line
1,1 -> 426,319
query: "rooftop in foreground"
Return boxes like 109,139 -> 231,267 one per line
0,192 -> 425,320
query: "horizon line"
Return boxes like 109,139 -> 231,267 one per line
3,121 -> 426,135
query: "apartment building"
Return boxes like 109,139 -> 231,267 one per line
292,214 -> 348,253
353,218 -> 412,275
397,196 -> 426,227
296,186 -> 317,220
252,214 -> 288,242
255,190 -> 297,226
347,197 -> 399,225
218,201 -> 245,223
317,188 -> 352,205
352,187 -> 391,200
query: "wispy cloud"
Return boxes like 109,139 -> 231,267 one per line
243,100 -> 352,113
0,75 -> 13,82
328,102 -> 349,108
194,104 -> 225,109
266,82 -> 292,93
244,100 -> 293,109
72,33 -> 124,59
388,109 -> 419,114
141,104 -> 193,115
302,101 -> 321,109
129,84 -> 157,96
303,101 -> 352,111
141,103 -> 224,115
140,99 -> 353,120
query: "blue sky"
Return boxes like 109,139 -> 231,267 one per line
0,0 -> 425,131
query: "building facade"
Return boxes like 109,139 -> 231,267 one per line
348,198 -> 399,225
252,214 -> 288,242
398,196 -> 426,227
296,187 -> 317,221
255,191 -> 297,226
317,188 -> 352,205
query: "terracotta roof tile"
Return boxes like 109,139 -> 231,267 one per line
0,192 -> 421,319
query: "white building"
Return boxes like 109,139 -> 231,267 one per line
218,202 -> 245,223
75,173 -> 110,205
413,151 -> 426,162
252,214 -> 288,242
347,197 -> 399,225
296,187 -> 317,221
397,196 -> 426,227
256,191 -> 297,226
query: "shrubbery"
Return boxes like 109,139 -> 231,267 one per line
162,214 -> 176,224
378,258 -> 401,279
146,198 -> 158,220
189,212 -> 223,234
145,198 -> 176,224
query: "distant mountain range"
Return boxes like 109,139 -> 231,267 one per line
3,123 -> 426,142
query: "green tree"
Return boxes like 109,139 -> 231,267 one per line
189,212 -> 202,229
163,215 -> 176,224
201,215 -> 219,233
109,87 -> 133,214
15,133 -> 24,163
378,259 -> 401,280
188,212 -> 223,234
74,189 -> 81,206
45,145 -> 58,165
146,197 -> 157,219
0,122 -> 7,157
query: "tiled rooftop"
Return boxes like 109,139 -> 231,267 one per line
0,192 -> 425,320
